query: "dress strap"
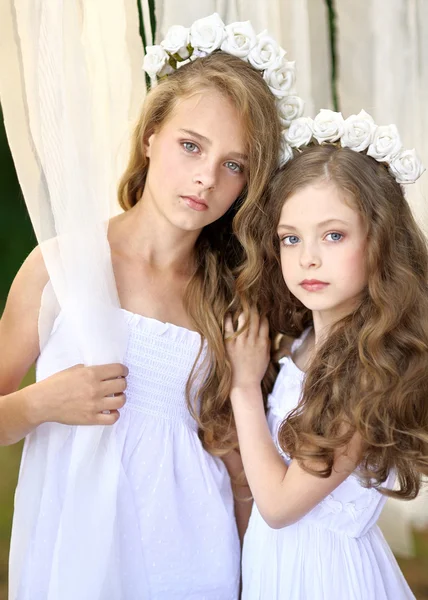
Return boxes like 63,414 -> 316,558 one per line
290,327 -> 312,355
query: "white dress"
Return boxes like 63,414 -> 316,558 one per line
242,333 -> 415,600
14,309 -> 240,599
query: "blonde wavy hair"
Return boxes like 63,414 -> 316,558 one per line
255,144 -> 428,499
118,52 -> 282,454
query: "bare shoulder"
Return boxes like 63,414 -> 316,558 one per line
2,246 -> 49,320
0,246 -> 50,393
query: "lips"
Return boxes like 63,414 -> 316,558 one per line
181,195 -> 208,212
300,279 -> 329,292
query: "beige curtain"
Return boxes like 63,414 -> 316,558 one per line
154,0 -> 333,117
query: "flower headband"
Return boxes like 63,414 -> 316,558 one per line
283,109 -> 425,184
142,13 -> 304,166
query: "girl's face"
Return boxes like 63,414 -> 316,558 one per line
143,89 -> 247,232
277,181 -> 368,323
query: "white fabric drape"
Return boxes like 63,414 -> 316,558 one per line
0,1 -> 147,598
154,0 -> 333,118
336,0 -> 428,236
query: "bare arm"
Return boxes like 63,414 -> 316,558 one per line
0,247 -> 127,446
225,312 -> 360,529
222,448 -> 253,544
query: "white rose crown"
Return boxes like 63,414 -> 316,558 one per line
142,13 -> 304,167
284,109 -> 425,185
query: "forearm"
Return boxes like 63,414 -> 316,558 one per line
230,385 -> 289,528
0,384 -> 46,446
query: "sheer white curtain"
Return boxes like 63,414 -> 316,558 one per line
0,1 -> 148,597
154,0 -> 333,117
337,0 -> 428,235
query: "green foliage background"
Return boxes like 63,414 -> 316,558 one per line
0,106 -> 35,597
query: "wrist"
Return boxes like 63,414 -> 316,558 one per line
230,384 -> 263,406
231,382 -> 262,395
20,382 -> 49,427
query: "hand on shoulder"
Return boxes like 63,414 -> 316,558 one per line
224,310 -> 270,392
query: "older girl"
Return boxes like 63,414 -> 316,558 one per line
1,27 -> 289,598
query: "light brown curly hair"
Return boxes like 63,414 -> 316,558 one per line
255,144 -> 428,499
117,52 -> 282,454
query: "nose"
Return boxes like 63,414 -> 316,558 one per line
193,158 -> 217,191
299,241 -> 321,269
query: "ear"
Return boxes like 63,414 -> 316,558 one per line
145,133 -> 155,158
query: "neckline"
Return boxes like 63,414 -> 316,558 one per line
120,308 -> 201,338
284,327 -> 313,375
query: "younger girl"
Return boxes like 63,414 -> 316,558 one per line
226,115 -> 428,599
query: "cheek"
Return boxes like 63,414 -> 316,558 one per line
280,251 -> 297,282
339,245 -> 367,287
217,176 -> 246,212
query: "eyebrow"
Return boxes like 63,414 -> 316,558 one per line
277,218 -> 350,231
180,129 -> 248,161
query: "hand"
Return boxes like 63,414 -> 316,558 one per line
32,363 -> 129,426
224,311 -> 270,391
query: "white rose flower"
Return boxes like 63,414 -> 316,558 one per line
143,45 -> 170,80
389,148 -> 426,184
189,13 -> 226,55
276,95 -> 305,128
285,117 -> 314,148
248,31 -> 283,71
367,124 -> 402,162
264,59 -> 296,98
161,25 -> 190,59
312,109 -> 345,143
341,110 -> 376,152
220,21 -> 256,59
279,134 -> 294,167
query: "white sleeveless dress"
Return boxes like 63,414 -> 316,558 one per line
242,333 -> 415,600
15,308 -> 240,599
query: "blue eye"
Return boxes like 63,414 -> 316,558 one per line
225,161 -> 243,173
325,232 -> 343,242
182,141 -> 199,153
282,235 -> 300,246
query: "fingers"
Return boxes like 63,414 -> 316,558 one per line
103,393 -> 127,411
224,310 -> 268,340
100,376 -> 127,397
93,363 -> 129,381
224,314 -> 234,337
259,315 -> 269,338
95,409 -> 121,426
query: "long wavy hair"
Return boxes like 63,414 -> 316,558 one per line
257,144 -> 428,499
118,52 -> 282,454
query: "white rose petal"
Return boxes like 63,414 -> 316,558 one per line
143,45 -> 169,79
341,110 -> 376,152
367,124 -> 402,162
161,25 -> 190,58
220,21 -> 256,59
312,109 -> 345,143
248,31 -> 283,71
264,59 -> 296,98
189,13 -> 226,55
279,134 -> 294,167
285,117 -> 314,148
276,95 -> 305,128
389,148 -> 426,184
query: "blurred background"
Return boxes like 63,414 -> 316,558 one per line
1,0 -> 427,598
